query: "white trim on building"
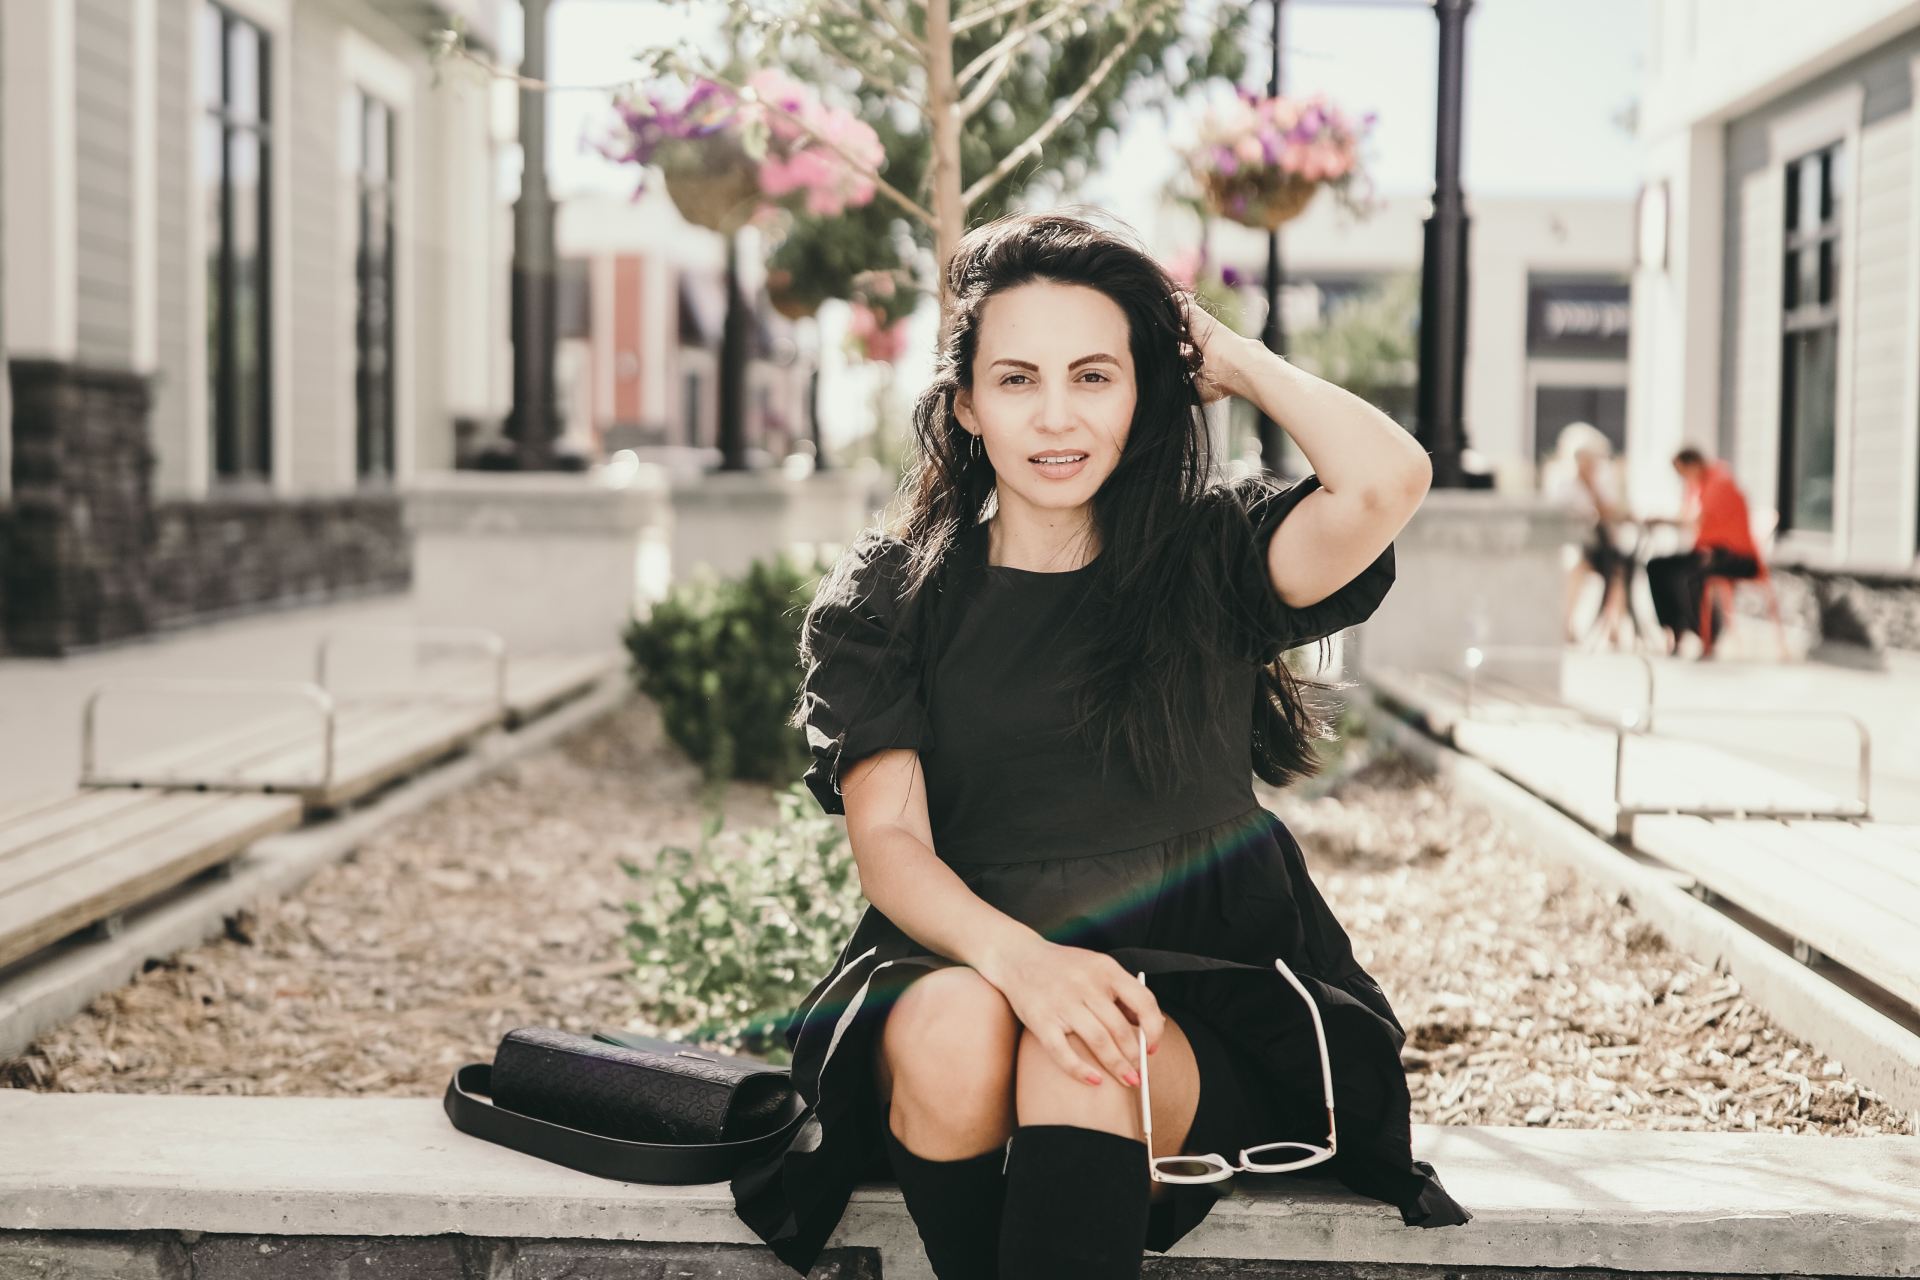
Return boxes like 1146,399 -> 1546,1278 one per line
337,25 -> 418,488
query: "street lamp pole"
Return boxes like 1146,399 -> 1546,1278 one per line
1416,0 -> 1476,487
1255,0 -> 1287,475
507,0 -> 560,470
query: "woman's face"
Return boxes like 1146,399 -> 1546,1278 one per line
953,280 -> 1137,515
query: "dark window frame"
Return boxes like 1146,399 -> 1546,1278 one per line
354,91 -> 397,483
201,2 -> 274,486
1777,141 -> 1843,537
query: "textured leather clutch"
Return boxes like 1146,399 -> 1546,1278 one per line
443,1026 -> 806,1184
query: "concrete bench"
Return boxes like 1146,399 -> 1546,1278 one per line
2,1091 -> 1916,1279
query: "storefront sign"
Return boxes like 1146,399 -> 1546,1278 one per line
1526,279 -> 1630,357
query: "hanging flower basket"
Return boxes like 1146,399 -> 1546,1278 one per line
1195,166 -> 1322,231
599,71 -> 885,235
655,139 -> 765,235
1186,87 -> 1377,232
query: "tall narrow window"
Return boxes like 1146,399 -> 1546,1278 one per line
355,93 -> 396,480
201,3 -> 272,482
1779,142 -> 1843,535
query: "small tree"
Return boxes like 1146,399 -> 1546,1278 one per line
439,1 -> 1252,342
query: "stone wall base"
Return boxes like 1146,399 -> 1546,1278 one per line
1,358 -> 410,656
0,1232 -> 881,1279
1756,563 -> 1920,658
0,1231 -> 1871,1280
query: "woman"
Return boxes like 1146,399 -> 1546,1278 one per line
1544,422 -> 1632,649
732,210 -> 1471,1279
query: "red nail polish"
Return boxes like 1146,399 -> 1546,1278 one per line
1086,1072 -> 1103,1085
1124,1072 -> 1139,1087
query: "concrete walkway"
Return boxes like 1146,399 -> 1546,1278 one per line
1558,649 -> 1920,823
0,594 -> 430,812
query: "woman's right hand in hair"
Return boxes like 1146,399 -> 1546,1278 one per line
979,935 -> 1164,1088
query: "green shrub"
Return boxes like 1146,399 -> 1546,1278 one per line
619,783 -> 865,1061
622,552 -> 826,791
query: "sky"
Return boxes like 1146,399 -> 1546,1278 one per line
531,0 -> 1652,215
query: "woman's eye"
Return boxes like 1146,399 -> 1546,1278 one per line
1000,372 -> 1110,385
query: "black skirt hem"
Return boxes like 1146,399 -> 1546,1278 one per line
731,935 -> 1471,1277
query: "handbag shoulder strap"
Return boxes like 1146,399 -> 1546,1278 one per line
443,1063 -> 808,1187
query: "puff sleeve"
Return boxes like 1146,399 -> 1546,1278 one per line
1220,472 -> 1397,659
794,527 -> 932,816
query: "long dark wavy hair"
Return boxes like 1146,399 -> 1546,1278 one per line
849,207 -> 1331,796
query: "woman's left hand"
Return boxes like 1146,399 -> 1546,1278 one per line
1182,292 -> 1257,405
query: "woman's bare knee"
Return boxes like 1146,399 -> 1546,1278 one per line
879,966 -> 1019,1157
1010,1024 -> 1139,1136
1010,1016 -> 1202,1205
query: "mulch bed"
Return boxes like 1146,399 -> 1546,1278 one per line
4,696 -> 1913,1137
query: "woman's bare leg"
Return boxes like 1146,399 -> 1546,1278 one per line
1010,1011 -> 1203,1205
874,965 -> 1020,1158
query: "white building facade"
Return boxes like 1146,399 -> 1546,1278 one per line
1631,0 -> 1920,649
0,0 -> 510,654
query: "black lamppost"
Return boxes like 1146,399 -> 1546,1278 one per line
1254,0 -> 1288,474
716,235 -> 750,471
1417,0 -> 1477,488
506,0 -> 561,470
1247,0 -> 1476,487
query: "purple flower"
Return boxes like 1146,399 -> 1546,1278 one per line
1221,265 -> 1243,286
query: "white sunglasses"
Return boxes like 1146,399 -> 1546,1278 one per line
1135,957 -> 1338,1184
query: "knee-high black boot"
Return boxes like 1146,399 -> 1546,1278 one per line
882,1118 -> 1009,1280
997,1124 -> 1150,1280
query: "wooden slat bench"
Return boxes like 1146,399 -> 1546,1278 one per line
0,789 -> 301,971
1370,663 -> 1587,740
1371,662 -> 1866,839
1451,717 -> 1859,839
1,638 -> 614,977
86,678 -> 502,813
1633,815 -> 1920,1014
502,651 -> 625,728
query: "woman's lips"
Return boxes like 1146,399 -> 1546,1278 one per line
1029,453 -> 1088,479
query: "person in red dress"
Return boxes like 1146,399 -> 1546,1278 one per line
1643,447 -> 1761,657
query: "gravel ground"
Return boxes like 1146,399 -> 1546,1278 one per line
3,695 -> 1914,1137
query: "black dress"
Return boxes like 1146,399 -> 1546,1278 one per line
732,474 -> 1473,1276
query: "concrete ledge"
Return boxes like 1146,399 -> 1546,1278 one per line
1364,691 -> 1920,1118
1,1091 -> 1916,1279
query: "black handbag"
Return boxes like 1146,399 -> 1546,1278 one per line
443,1026 -> 808,1185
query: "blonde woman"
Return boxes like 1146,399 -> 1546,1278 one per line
1545,422 -> 1631,648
